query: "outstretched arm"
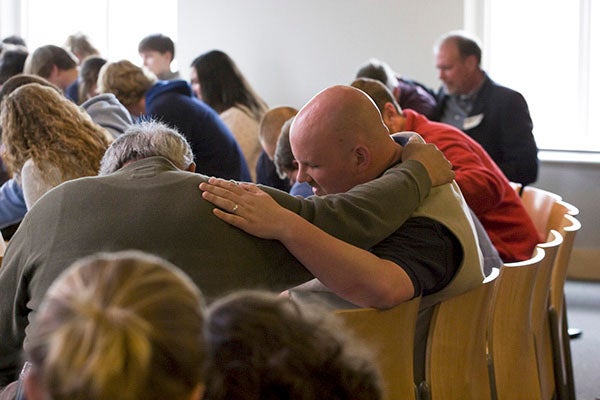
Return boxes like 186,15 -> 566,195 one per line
200,179 -> 414,308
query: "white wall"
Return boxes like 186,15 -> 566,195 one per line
177,0 -> 464,108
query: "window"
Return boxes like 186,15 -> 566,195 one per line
485,0 -> 599,152
17,0 -> 177,69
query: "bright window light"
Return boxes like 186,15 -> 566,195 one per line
20,0 -> 177,69
486,0 -> 599,152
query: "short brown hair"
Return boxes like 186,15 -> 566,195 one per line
97,60 -> 156,109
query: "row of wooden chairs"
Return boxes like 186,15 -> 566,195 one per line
336,186 -> 580,400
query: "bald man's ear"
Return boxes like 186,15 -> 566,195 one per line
353,145 -> 370,170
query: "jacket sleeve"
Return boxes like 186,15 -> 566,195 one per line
497,91 -> 539,185
263,160 -> 431,249
0,179 -> 27,229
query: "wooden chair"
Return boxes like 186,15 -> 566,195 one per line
424,268 -> 499,400
531,230 -> 563,400
520,186 -> 563,238
546,208 -> 581,400
335,296 -> 421,400
488,247 -> 546,400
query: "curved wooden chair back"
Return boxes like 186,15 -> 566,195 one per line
520,186 -> 562,238
425,268 -> 499,400
335,296 -> 421,400
546,208 -> 581,400
531,230 -> 563,400
489,247 -> 545,400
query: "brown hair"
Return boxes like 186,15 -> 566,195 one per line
97,60 -> 156,109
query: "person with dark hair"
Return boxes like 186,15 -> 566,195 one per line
351,77 -> 540,262
23,44 -> 78,91
356,58 -> 437,118
65,55 -> 107,104
138,33 -> 179,80
0,44 -> 28,86
273,117 -> 312,197
1,35 -> 27,48
203,290 -> 382,400
98,59 -> 251,181
431,30 -> 539,185
191,50 -> 266,181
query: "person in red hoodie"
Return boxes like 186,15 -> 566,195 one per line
352,77 -> 540,262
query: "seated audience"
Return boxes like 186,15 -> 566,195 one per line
191,50 -> 266,181
203,290 -> 382,400
65,55 -> 107,104
356,58 -> 437,118
23,44 -> 78,92
199,85 -> 485,384
63,32 -> 100,64
431,30 -> 538,185
273,117 -> 312,197
138,33 -> 179,80
351,77 -> 540,262
1,83 -> 110,208
98,60 -> 251,181
256,106 -> 298,191
21,250 -> 206,400
0,119 -> 455,389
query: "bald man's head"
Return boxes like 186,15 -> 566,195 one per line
289,85 -> 400,195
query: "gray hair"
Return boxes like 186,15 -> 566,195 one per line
99,120 -> 194,175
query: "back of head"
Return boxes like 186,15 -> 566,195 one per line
190,50 -> 266,119
351,77 -> 402,115
23,44 -> 77,78
99,120 -> 194,175
77,56 -> 107,104
97,60 -> 156,109
435,30 -> 482,65
1,82 -> 109,177
273,117 -> 296,179
0,44 -> 29,85
258,106 -> 298,156
355,58 -> 397,92
2,35 -> 27,48
25,250 -> 206,400
64,32 -> 100,63
203,290 -> 382,400
138,33 -> 175,59
0,73 -> 60,103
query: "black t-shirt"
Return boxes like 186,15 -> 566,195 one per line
370,216 -> 463,297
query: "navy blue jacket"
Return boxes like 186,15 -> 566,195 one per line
145,81 -> 251,181
432,75 -> 538,185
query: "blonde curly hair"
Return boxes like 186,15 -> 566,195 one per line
97,60 -> 156,109
0,83 -> 110,180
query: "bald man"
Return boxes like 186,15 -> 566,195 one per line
200,85 -> 485,383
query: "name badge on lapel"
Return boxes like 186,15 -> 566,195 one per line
463,113 -> 484,130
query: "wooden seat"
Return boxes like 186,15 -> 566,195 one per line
488,247 -> 546,400
335,296 -> 421,400
545,207 -> 581,400
424,268 -> 499,400
520,186 -> 563,238
531,230 -> 563,400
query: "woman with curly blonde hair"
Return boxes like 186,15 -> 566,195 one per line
1,82 -> 110,209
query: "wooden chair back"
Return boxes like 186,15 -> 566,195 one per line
488,247 -> 546,400
335,296 -> 421,400
520,186 -> 562,238
531,230 -> 563,400
424,268 -> 499,400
